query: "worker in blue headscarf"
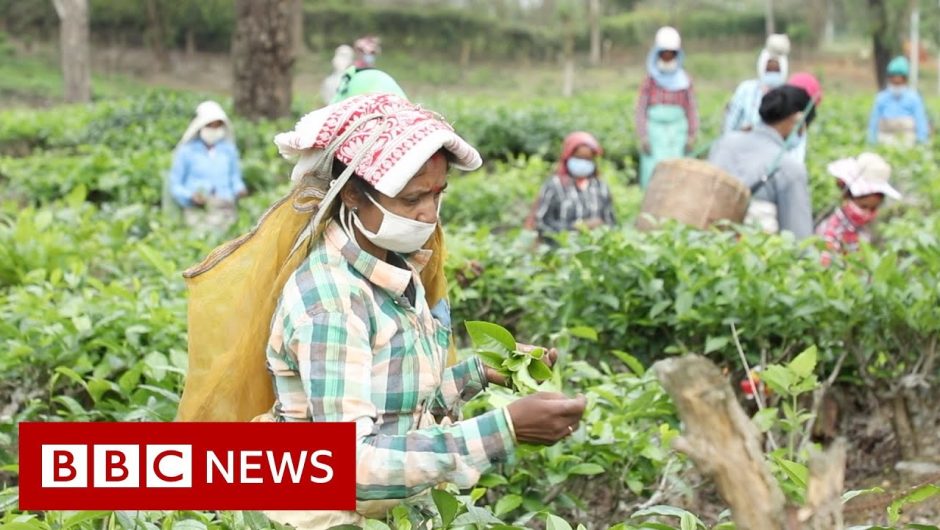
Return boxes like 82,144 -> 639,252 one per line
867,56 -> 931,147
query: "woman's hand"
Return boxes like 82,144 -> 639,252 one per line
507,392 -> 586,445
484,343 -> 559,387
518,343 -> 559,370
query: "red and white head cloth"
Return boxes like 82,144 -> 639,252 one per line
275,93 -> 481,193
274,93 -> 482,230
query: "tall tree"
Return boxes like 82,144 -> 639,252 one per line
290,0 -> 305,59
765,0 -> 776,36
52,0 -> 90,103
232,0 -> 295,120
868,0 -> 903,88
145,0 -> 171,72
588,0 -> 602,66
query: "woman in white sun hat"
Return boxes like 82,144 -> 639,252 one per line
261,93 -> 585,527
816,152 -> 901,264
167,100 -> 246,233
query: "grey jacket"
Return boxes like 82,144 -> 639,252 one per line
708,124 -> 813,239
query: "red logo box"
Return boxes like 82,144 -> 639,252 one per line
18,422 -> 356,510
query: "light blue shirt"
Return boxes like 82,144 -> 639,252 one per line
867,88 -> 930,144
169,139 -> 245,207
724,79 -> 764,134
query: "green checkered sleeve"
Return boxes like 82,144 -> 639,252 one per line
289,311 -> 515,500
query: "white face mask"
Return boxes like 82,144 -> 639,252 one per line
200,126 -> 226,146
657,59 -> 678,73
352,192 -> 439,254
889,84 -> 907,97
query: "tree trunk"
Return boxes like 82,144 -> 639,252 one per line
765,0 -> 776,36
588,0 -> 601,66
185,29 -> 196,57
562,32 -> 575,97
807,0 -> 828,48
909,1 -> 920,88
232,0 -> 295,121
145,0 -> 171,72
823,0 -> 836,46
868,0 -> 899,88
291,0 -> 305,58
459,38 -> 472,78
52,0 -> 91,103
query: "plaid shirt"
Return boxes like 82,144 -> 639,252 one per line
816,207 -> 871,266
266,221 -> 515,501
535,175 -> 616,236
635,76 -> 700,141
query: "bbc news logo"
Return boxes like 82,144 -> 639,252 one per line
19,422 -> 355,510
42,444 -> 194,488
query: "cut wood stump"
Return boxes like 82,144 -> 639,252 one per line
653,355 -> 847,530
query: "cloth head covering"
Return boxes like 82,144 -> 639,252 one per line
646,27 -> 690,91
765,34 -> 791,56
887,56 -> 910,77
177,100 -> 233,149
354,36 -> 381,55
332,67 -> 406,104
655,26 -> 681,50
758,34 -> 790,79
557,131 -> 603,186
331,45 -> 354,74
274,93 -> 482,229
827,152 -> 900,199
787,72 -> 823,104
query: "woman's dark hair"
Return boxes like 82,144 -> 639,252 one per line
759,85 -> 816,126
330,159 -> 376,201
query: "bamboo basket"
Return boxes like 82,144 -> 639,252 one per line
636,158 -> 751,231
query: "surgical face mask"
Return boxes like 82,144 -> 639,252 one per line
657,59 -> 678,73
200,126 -> 226,146
889,84 -> 906,97
566,157 -> 596,179
361,53 -> 376,67
352,192 -> 438,254
760,71 -> 785,88
843,200 -> 878,227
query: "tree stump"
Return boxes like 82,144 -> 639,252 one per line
654,355 -> 847,530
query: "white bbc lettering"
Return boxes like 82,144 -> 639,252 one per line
145,445 -> 192,488
309,450 -> 334,484
266,451 -> 307,484
239,450 -> 263,484
206,451 -> 234,484
93,445 -> 139,488
41,444 -> 87,488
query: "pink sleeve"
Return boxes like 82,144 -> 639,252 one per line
635,78 -> 652,140
683,82 -> 699,138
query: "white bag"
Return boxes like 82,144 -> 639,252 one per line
745,199 -> 780,234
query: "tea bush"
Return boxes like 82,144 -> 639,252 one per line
1,88 -> 939,529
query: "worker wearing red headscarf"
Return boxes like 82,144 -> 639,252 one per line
528,132 -> 616,243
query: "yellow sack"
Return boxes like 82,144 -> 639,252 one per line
176,190 -> 454,422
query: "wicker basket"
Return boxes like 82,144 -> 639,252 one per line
636,158 -> 751,231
